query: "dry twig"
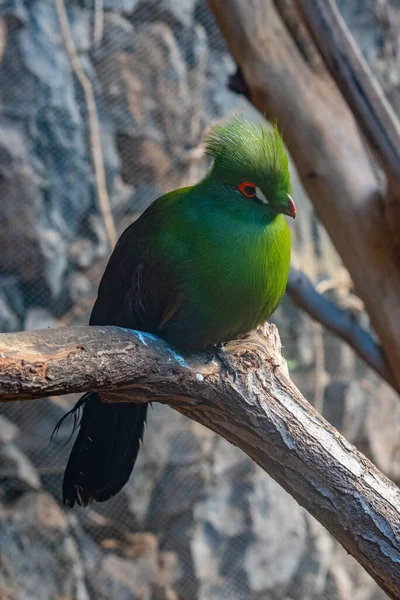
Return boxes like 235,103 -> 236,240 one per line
55,0 -> 117,248
0,17 -> 6,65
287,268 -> 397,392
93,0 -> 104,48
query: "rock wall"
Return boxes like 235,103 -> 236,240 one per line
0,0 -> 398,598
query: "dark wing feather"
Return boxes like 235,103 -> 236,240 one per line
89,218 -> 148,328
56,203 -> 183,507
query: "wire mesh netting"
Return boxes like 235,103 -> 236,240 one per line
0,1 -> 399,599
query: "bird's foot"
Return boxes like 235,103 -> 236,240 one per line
208,343 -> 238,382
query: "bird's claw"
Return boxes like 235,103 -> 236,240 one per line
208,343 -> 238,382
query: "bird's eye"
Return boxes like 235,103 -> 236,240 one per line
238,181 -> 256,198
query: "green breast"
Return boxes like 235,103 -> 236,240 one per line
157,190 -> 291,349
188,213 -> 290,346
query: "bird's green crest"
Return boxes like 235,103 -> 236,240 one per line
204,116 -> 291,209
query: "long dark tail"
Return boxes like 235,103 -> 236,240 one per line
53,392 -> 147,507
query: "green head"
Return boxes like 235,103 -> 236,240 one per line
204,116 -> 296,219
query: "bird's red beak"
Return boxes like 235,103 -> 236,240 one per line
281,194 -> 296,219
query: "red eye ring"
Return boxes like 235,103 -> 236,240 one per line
238,181 -> 256,198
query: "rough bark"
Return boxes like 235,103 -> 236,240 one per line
207,0 -> 400,391
296,0 -> 400,247
0,324 -> 400,597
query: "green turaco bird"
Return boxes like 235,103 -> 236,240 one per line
57,116 -> 296,507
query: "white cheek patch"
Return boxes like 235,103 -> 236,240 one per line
255,186 -> 268,204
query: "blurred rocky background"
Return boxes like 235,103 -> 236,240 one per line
0,0 -> 399,598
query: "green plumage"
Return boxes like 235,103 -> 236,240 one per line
93,116 -> 293,347
205,116 -> 291,204
147,184 -> 291,348
58,116 -> 295,507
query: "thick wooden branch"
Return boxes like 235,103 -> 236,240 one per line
1,325 -> 400,597
287,268 -> 398,392
297,0 -> 400,184
207,0 -> 400,391
296,0 -> 400,253
295,0 -> 400,210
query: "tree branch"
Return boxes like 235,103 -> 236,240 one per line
286,268 -> 398,392
0,17 -> 6,66
296,0 -> 400,253
1,325 -> 400,597
296,0 -> 400,186
207,0 -> 400,391
93,0 -> 104,48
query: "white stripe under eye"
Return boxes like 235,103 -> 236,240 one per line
255,187 -> 268,204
